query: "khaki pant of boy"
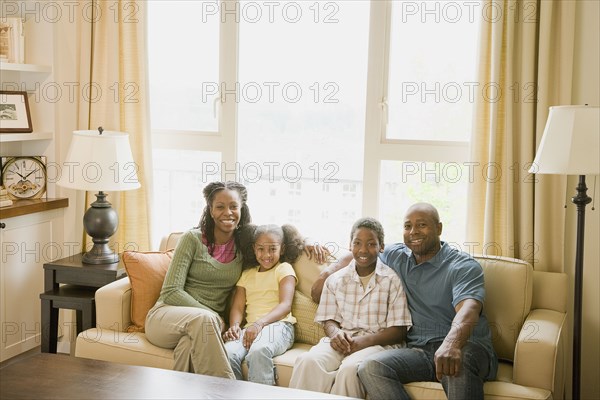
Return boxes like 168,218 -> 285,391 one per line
289,337 -> 399,398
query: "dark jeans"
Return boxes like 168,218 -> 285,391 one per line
357,341 -> 491,400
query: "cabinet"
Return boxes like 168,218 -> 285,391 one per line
0,204 -> 65,362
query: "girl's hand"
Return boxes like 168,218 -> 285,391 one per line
329,330 -> 353,355
243,322 -> 264,349
223,324 -> 242,342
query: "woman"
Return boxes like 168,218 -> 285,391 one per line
146,181 -> 252,378
146,181 -> 327,378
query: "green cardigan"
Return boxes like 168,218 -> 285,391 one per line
157,229 -> 242,317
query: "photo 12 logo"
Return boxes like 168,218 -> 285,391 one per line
201,1 -> 340,24
201,81 -> 340,104
397,1 -> 538,24
1,1 -> 140,24
201,161 -> 340,184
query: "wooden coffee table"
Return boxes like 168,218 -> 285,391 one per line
0,353 -> 356,399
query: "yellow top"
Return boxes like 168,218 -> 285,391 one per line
237,262 -> 297,327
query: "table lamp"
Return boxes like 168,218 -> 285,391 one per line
58,128 -> 141,264
529,105 -> 599,399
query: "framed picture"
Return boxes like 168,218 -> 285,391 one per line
0,18 -> 25,63
0,18 -> 24,64
0,91 -> 33,133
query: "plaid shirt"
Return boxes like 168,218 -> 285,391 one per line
315,259 -> 412,335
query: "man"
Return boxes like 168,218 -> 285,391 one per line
312,203 -> 497,399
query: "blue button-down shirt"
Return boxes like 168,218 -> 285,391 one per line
381,242 -> 498,379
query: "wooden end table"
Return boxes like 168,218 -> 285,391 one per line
40,253 -> 126,353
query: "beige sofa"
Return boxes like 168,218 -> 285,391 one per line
76,233 -> 568,399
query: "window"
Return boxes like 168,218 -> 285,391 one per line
379,161 -> 469,245
152,149 -> 221,235
148,1 -> 219,132
386,0 -> 479,142
363,1 -> 480,245
237,0 -> 370,247
148,1 -> 480,249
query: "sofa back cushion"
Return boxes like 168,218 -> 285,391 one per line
474,255 -> 533,361
159,232 -> 185,252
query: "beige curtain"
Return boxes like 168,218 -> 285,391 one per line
78,0 -> 153,252
467,0 -> 576,273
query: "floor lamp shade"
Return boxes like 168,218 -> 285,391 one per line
531,105 -> 600,174
58,129 -> 141,264
529,105 -> 599,400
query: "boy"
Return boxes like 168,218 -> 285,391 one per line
288,217 -> 412,398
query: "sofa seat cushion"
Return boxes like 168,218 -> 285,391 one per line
404,361 -> 551,400
273,343 -> 312,387
76,328 -> 174,370
238,343 -> 311,388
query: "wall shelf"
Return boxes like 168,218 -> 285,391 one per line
0,62 -> 52,73
0,197 -> 68,219
0,131 -> 53,142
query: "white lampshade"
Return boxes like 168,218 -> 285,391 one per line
58,130 -> 141,191
530,105 -> 600,175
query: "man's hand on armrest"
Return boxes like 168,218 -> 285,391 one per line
310,250 -> 353,303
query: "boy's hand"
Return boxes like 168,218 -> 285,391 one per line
348,335 -> 370,354
222,324 -> 241,342
329,331 -> 353,355
243,322 -> 264,349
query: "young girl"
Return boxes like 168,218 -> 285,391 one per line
223,224 -> 304,385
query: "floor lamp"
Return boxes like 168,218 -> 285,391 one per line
58,128 -> 141,264
530,105 -> 600,399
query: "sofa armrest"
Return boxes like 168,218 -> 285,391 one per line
95,277 -> 132,332
513,308 -> 566,395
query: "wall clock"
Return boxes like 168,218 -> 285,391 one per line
0,156 -> 47,200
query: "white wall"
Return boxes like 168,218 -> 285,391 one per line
569,1 -> 600,399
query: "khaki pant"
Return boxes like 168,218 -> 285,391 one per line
145,303 -> 235,379
289,337 -> 399,398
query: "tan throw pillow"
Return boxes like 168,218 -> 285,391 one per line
122,250 -> 174,332
292,290 -> 326,345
